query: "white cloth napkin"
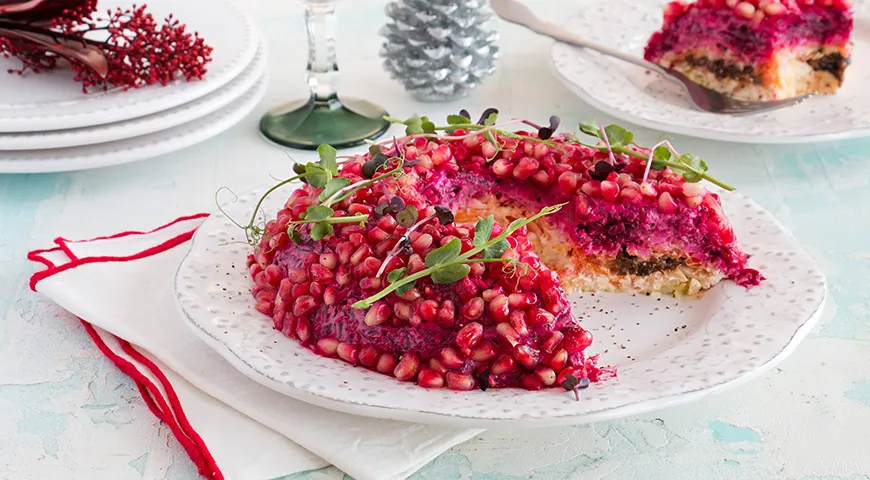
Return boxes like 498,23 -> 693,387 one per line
28,214 -> 482,480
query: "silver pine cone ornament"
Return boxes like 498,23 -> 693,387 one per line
380,0 -> 499,102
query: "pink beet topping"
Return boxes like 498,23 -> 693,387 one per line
645,4 -> 853,65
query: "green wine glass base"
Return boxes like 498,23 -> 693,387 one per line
259,97 -> 391,150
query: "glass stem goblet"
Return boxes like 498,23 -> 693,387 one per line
259,0 -> 391,150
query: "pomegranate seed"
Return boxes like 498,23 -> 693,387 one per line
528,307 -> 555,328
309,264 -> 334,283
263,265 -> 282,286
397,287 -> 422,302
520,374 -> 544,390
456,322 -> 483,349
348,203 -> 373,216
407,254 -> 427,274
359,276 -> 382,291
531,169 -> 551,187
393,301 -> 411,320
513,157 -> 539,180
469,262 -> 485,277
619,187 -> 642,204
682,182 -> 705,197
417,369 -> 445,388
437,300 -> 456,329
293,295 -> 317,316
349,232 -> 366,246
296,318 -> 312,343
417,300 -> 438,323
336,242 -> 354,264
600,180 -> 620,202
563,328 -> 593,353
376,215 -> 397,232
496,323 -> 521,347
461,297 -> 485,320
508,292 -> 537,309
429,358 -> 448,374
350,245 -> 372,265
547,348 -> 569,371
272,311 -> 285,330
376,354 -> 398,375
412,233 -> 434,253
492,158 -> 513,177
456,277 -> 479,302
367,227 -> 390,244
534,366 -> 557,386
316,338 -> 339,356
359,346 -> 380,367
640,181 -> 658,198
286,267 -> 307,284
394,351 -> 420,381
365,301 -> 391,326
541,331 -> 564,352
482,287 -> 504,302
255,287 -> 277,303
255,301 -> 273,316
685,195 -> 703,208
471,340 -> 498,361
355,257 -> 382,277
488,294 -> 510,323
658,192 -> 679,214
509,310 -> 530,337
335,265 -> 352,286
441,347 -> 465,369
282,315 -> 298,338
335,343 -> 358,364
514,345 -> 541,370
323,286 -> 339,306
491,354 -> 517,374
581,180 -> 602,198
558,171 -> 579,194
309,282 -> 324,300
531,142 -> 548,159
431,144 -> 452,165
291,282 -> 310,298
481,141 -> 498,159
446,372 -> 475,391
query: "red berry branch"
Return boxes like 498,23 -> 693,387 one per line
0,0 -> 213,92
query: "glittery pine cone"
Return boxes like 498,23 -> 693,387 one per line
380,0 -> 499,102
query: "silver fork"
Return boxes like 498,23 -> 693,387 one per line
490,0 -> 815,115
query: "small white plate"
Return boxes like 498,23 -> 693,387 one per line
0,41 -> 266,151
0,0 -> 258,133
0,73 -> 267,174
174,184 -> 827,428
549,0 -> 870,144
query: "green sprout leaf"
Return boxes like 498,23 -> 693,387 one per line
404,117 -> 424,135
305,165 -> 331,189
603,125 -> 633,148
303,205 -> 335,221
430,263 -> 471,284
317,144 -> 338,175
447,114 -> 472,126
421,116 -> 436,134
483,112 -> 498,126
482,239 -> 510,260
318,177 -> 351,202
310,222 -> 333,241
579,120 -> 600,138
396,280 -> 415,296
425,238 -> 461,267
472,215 -> 495,248
387,267 -> 407,284
653,145 -> 671,162
289,228 -> 303,245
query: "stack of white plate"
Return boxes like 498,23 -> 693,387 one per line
0,0 -> 267,174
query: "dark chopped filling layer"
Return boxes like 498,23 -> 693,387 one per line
613,250 -> 685,276
808,52 -> 848,80
685,55 -> 756,82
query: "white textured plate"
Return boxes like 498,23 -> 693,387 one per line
0,41 -> 265,151
174,184 -> 827,428
0,72 -> 267,173
549,0 -> 870,144
0,0 -> 257,133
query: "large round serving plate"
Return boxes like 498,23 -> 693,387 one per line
549,0 -> 870,144
174,184 -> 826,428
0,0 -> 258,133
0,72 -> 267,173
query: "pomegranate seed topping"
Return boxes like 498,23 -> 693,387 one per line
335,265 -> 352,286
412,233 -> 434,253
417,300 -> 438,323
491,354 -> 517,374
513,157 -> 539,180
456,277 -> 479,302
431,144 -> 452,166
355,257 -> 382,277
394,351 -> 420,381
509,310 -> 530,337
640,181 -> 658,198
541,331 -> 564,352
488,294 -> 510,323
440,347 -> 465,369
291,282 -> 310,298
481,141 -> 498,159
296,318 -> 312,343
514,345 -> 541,370
542,289 -> 568,315
531,169 -> 551,187
376,354 -> 398,375
336,242 -> 354,264
682,182 -> 705,197
461,297 -> 485,320
534,366 -> 557,386
437,300 -> 456,328
393,301 -> 411,320
563,328 -> 593,353
365,301 -> 391,326
428,358 -> 448,374
255,287 -> 277,303
292,295 -> 317,316
282,315 -> 298,338
318,252 -> 338,270
255,301 -> 273,316
336,343 -> 359,364
376,215 -> 397,232
600,180 -> 620,202
456,322 -> 483,349
469,262 -> 486,277
367,227 -> 390,244
471,340 -> 498,361
685,195 -> 703,208
286,267 -> 307,284
496,322 -> 521,347
407,254 -> 427,274
446,372 -> 475,391
508,292 -> 537,309
264,265 -> 283,286
350,245 -> 372,265
520,374 -> 543,390
359,276 -> 383,291
619,187 -> 642,204
581,180 -> 602,198
557,171 -> 579,194
482,287 -> 504,302
492,158 -> 513,178
316,338 -> 339,356
323,286 -> 339,306
348,203 -> 373,216
358,346 -> 380,367
658,192 -> 680,214
547,348 -> 569,371
417,369 -> 445,388
397,287 -> 422,302
533,142 -> 550,159
309,263 -> 334,283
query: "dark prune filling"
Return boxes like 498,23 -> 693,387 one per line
613,249 -> 686,277
684,55 -> 757,82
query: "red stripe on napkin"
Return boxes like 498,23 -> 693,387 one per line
28,213 -> 222,480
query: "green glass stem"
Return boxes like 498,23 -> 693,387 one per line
259,0 -> 390,150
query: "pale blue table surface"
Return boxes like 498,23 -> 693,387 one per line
1,1 -> 869,479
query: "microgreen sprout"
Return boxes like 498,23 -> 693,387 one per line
560,374 -> 590,401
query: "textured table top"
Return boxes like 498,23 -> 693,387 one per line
1,1 -> 869,479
